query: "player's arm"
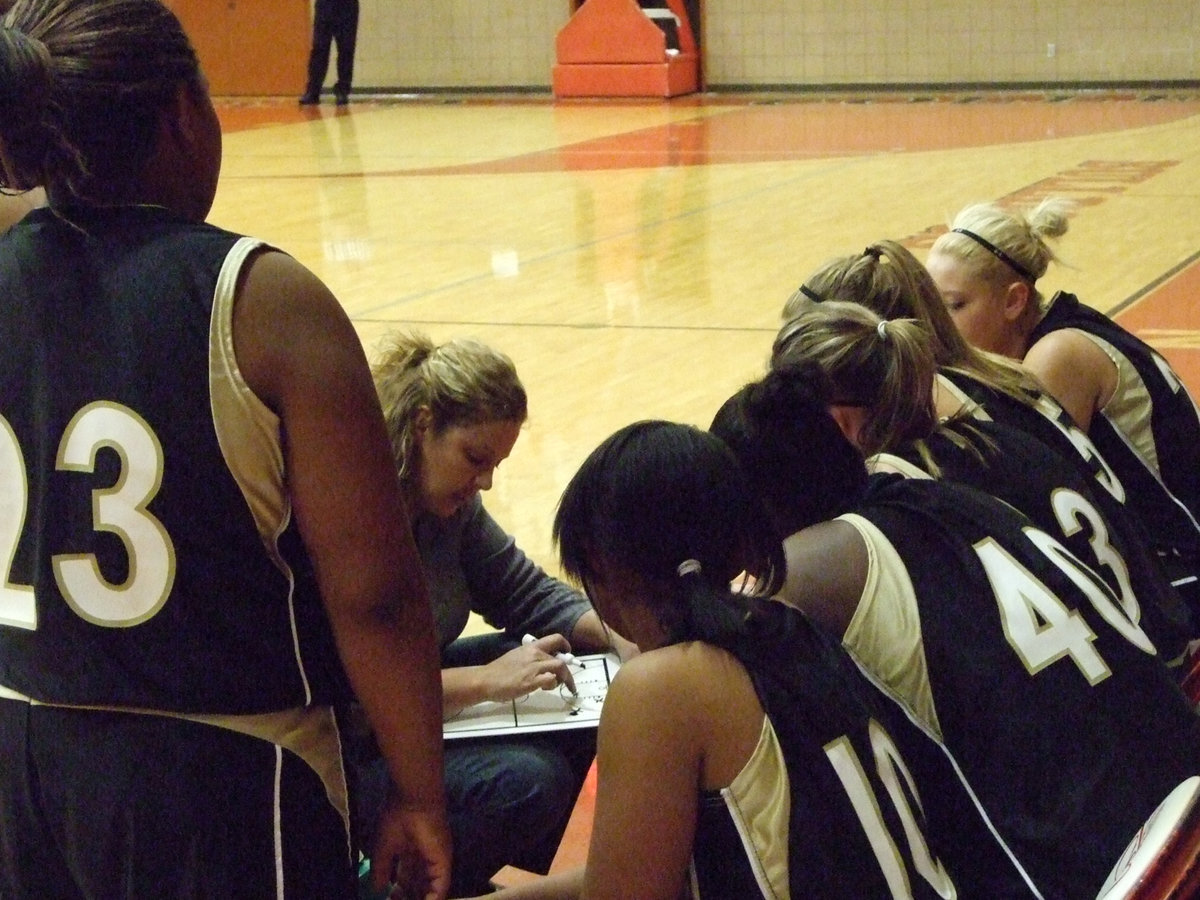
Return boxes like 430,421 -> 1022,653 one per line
1024,329 -> 1116,432
580,651 -> 702,899
472,869 -> 584,899
776,519 -> 870,636
0,187 -> 42,234
232,250 -> 450,898
477,653 -> 700,900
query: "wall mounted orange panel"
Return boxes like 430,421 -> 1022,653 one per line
167,0 -> 308,96
552,58 -> 698,98
553,0 -> 699,97
557,0 -> 667,64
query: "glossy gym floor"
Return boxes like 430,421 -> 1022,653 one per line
211,89 -> 1200,881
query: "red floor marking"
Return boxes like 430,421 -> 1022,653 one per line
212,96 -> 1200,171
396,100 -> 1200,175
1114,256 -> 1200,395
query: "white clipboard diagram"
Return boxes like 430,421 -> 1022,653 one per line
443,652 -> 622,739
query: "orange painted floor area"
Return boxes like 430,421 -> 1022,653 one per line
494,762 -> 595,888
1113,254 -> 1200,391
217,92 -> 1200,173
404,98 -> 1200,175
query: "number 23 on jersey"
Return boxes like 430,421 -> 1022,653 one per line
1,404 -> 176,631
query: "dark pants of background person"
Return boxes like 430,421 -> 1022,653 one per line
304,0 -> 360,101
348,632 -> 597,898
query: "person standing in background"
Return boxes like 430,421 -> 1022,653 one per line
300,0 -> 359,105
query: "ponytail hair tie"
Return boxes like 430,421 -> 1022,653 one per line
876,319 -> 889,340
677,559 -> 702,578
863,246 -> 883,260
797,284 -> 824,304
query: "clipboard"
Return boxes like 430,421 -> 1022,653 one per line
443,652 -> 621,739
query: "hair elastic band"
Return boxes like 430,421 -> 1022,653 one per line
863,246 -> 883,260
677,559 -> 702,578
951,228 -> 1034,282
797,284 -> 825,304
876,320 -> 889,340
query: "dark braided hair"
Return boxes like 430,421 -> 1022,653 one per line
710,361 -> 869,541
554,420 -> 784,646
0,0 -> 200,201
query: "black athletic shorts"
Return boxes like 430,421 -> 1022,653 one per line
0,697 -> 356,899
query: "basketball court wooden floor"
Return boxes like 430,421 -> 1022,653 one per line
211,89 -> 1200,883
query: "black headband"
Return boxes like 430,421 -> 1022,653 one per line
951,228 -> 1034,282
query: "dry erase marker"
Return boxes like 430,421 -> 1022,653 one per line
522,633 -> 584,668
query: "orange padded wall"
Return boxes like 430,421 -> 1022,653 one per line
553,0 -> 699,98
167,0 -> 309,97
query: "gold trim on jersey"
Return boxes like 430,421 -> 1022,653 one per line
688,716 -> 790,899
208,237 -> 314,706
1086,332 -> 1159,474
720,716 -> 791,898
868,453 -> 935,480
0,685 -> 350,831
836,513 -> 944,740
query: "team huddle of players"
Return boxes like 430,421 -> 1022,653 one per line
5,0 -> 1200,896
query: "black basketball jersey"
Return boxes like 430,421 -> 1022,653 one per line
692,601 -> 1029,898
1028,291 -> 1200,560
0,206 -> 346,714
887,418 -> 1194,659
844,473 -> 1200,899
938,368 -> 1127,508
941,364 -> 1200,612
